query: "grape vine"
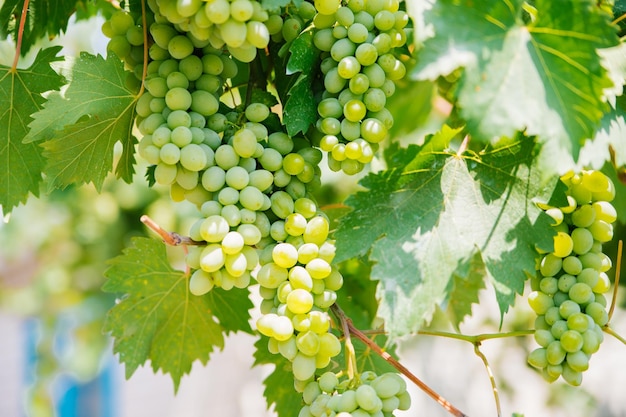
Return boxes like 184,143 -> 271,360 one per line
1,0 -> 626,416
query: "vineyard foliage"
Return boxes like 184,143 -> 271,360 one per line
1,0 -> 626,416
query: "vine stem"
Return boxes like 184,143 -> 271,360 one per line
331,304 -> 470,417
473,343 -> 501,417
140,215 -> 203,246
603,326 -> 626,345
11,0 -> 31,72
138,0 -> 148,97
358,328 -> 536,342
608,240 -> 622,321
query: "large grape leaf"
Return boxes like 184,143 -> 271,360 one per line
0,46 -> 64,213
103,237 -> 253,391
411,0 -> 618,176
25,52 -> 138,190
334,131 -> 558,337
253,337 -> 302,417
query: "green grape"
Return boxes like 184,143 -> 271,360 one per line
257,262 -> 289,288
221,204 -> 242,227
282,17 -> 303,42
567,312 -> 590,333
189,269 -> 214,295
585,302 -> 608,326
558,299 -> 581,319
528,291 -> 554,315
561,363 -> 582,386
296,330 -> 320,356
273,242 -> 299,268
539,254 -> 562,277
534,329 -> 555,347
315,0 -> 341,14
539,277 -> 558,295
528,348 -> 548,369
286,288 -> 315,314
581,329 -> 601,354
560,330 -> 584,353
569,282 -> 593,305
544,306 -> 561,326
553,231 -> 573,257
221,231 -> 245,254
562,256 -> 583,275
551,320 -> 568,339
546,340 -> 566,365
588,220 -> 613,242
557,274 -> 577,293
356,384 -> 382,412
225,166 -> 250,190
293,352 -> 317,381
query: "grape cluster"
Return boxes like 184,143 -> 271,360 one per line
298,371 -> 411,417
527,170 -> 616,385
312,0 -> 409,174
256,207 -> 344,381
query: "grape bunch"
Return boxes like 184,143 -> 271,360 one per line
181,104 -> 325,293
527,170 -> 616,385
298,371 -> 411,417
312,0 -> 409,174
255,204 -> 344,382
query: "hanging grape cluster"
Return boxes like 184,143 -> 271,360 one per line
299,371 -> 411,417
527,170 -> 616,386
312,0 -> 409,174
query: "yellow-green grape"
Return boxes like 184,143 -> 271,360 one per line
529,170 -> 616,385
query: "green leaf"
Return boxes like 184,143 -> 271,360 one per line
103,237 -> 251,391
283,31 -> 319,136
445,248 -> 487,326
411,0 -> 618,175
0,0 -> 77,55
335,132 -> 557,336
286,31 -> 318,75
0,46 -> 64,213
253,337 -> 302,417
26,52 -> 138,190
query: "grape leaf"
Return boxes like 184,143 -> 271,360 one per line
0,0 -> 77,55
103,237 -> 252,391
335,132 -> 557,336
283,31 -> 319,136
411,0 -> 618,175
0,46 -> 64,213
26,52 -> 138,190
253,337 -> 302,417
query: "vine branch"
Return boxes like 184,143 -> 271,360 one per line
11,0 -> 31,72
140,215 -> 203,246
331,304 -> 470,417
473,343 -> 501,417
603,326 -> 626,345
138,0 -> 148,97
608,239 -> 622,321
